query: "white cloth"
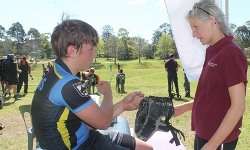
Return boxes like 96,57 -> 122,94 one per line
147,131 -> 186,150
164,0 -> 221,81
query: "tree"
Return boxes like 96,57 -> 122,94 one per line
129,37 -> 149,63
40,33 -> 53,59
0,25 -> 5,39
156,34 -> 174,59
27,28 -> 41,40
0,39 -> 15,55
235,25 -> 250,50
101,25 -> 114,42
104,35 -> 119,61
117,28 -> 130,60
25,28 -> 42,56
7,22 -> 26,55
152,23 -> 174,56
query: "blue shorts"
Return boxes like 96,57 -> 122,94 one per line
78,130 -> 135,150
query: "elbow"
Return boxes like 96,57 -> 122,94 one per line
98,114 -> 113,130
98,118 -> 112,130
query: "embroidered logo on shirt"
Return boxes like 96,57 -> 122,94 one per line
207,61 -> 217,67
73,81 -> 88,96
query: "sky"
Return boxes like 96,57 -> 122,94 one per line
0,0 -> 249,43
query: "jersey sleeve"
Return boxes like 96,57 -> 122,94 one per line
50,78 -> 94,113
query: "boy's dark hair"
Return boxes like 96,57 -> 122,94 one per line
51,19 -> 99,58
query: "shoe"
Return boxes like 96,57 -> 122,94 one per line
185,92 -> 190,97
14,95 -> 21,101
3,93 -> 7,99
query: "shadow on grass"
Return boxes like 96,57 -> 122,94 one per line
174,96 -> 193,102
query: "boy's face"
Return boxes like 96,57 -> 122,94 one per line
77,44 -> 97,71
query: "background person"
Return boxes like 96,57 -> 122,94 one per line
174,1 -> 248,149
165,54 -> 180,98
183,70 -> 190,97
116,69 -> 125,93
4,55 -> 20,101
42,64 -> 48,77
31,19 -> 152,150
17,55 -> 31,94
47,62 -> 53,71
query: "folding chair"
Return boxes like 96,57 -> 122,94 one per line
19,105 -> 41,150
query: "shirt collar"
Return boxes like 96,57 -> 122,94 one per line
207,36 -> 233,54
55,58 -> 72,75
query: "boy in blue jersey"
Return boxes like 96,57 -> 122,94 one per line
31,19 -> 152,150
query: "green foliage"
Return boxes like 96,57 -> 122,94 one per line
156,34 -> 174,59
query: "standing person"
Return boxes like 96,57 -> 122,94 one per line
109,63 -> 113,72
174,1 -> 248,150
183,70 -> 190,97
116,69 -> 125,93
0,59 -> 7,93
165,54 -> 180,98
47,62 -> 53,71
17,55 -> 31,94
42,64 -> 48,77
31,19 -> 152,150
117,63 -> 121,73
4,55 -> 20,100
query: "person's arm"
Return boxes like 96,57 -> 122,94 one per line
201,82 -> 245,150
75,81 -> 114,129
28,62 -> 31,74
112,91 -> 144,118
174,100 -> 193,117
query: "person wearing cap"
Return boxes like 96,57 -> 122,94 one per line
17,55 -> 31,94
165,53 -> 180,98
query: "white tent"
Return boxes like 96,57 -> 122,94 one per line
164,0 -> 228,81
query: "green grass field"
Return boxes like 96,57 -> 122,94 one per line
0,58 -> 249,150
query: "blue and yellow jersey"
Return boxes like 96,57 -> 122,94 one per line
31,59 -> 94,150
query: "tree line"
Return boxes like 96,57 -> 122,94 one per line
0,20 -> 250,63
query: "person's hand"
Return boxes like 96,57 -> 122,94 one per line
173,101 -> 193,117
96,81 -> 111,96
201,143 -> 217,150
121,91 -> 144,111
174,105 -> 187,117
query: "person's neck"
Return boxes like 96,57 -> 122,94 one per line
210,31 -> 226,46
61,57 -> 78,75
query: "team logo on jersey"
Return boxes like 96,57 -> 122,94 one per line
73,81 -> 88,96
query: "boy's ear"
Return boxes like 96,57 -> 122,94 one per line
67,45 -> 77,56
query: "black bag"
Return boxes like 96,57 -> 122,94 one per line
134,95 -> 185,146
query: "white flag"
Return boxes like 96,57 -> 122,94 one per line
164,0 -> 221,81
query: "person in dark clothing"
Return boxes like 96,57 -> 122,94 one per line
0,59 -> 7,92
165,54 -> 180,98
47,62 -> 53,71
116,69 -> 125,93
183,71 -> 190,97
17,55 -> 31,94
117,63 -> 121,73
42,64 -> 48,77
86,67 -> 100,94
4,55 -> 20,100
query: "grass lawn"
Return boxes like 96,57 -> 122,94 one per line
0,58 -> 249,150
